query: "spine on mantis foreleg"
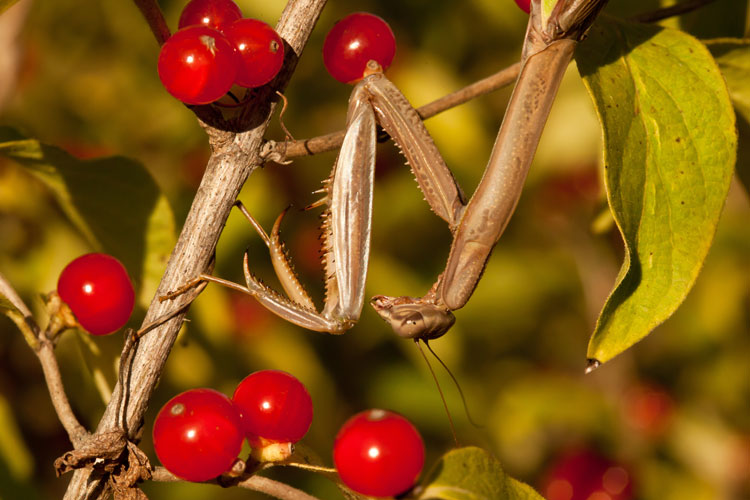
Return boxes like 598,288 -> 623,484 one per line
439,38 -> 577,311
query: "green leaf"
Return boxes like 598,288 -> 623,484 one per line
0,0 -> 20,15
418,447 -> 543,500
0,127 -> 176,308
706,39 -> 750,118
576,18 -> 737,364
705,39 -> 750,194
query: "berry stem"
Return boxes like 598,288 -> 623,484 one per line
151,466 -> 322,500
131,0 -> 171,45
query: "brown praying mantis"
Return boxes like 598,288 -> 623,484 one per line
161,0 -> 608,342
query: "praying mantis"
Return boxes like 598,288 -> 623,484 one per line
162,0 -> 608,342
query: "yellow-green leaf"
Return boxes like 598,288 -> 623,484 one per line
576,18 -> 736,364
0,127 -> 175,308
418,446 -> 543,500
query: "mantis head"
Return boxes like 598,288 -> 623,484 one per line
370,295 -> 455,340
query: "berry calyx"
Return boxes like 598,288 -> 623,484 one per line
178,0 -> 243,31
232,370 -> 313,447
224,19 -> 285,88
322,12 -> 396,84
153,388 -> 244,482
56,253 -> 135,335
333,409 -> 424,498
514,0 -> 531,14
157,26 -> 239,105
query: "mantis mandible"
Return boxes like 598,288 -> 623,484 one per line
162,1 -> 608,340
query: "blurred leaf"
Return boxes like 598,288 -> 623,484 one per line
0,394 -> 33,480
418,446 -> 543,500
576,18 -> 736,364
0,0 -> 20,15
0,127 -> 176,308
705,38 -> 750,194
706,38 -> 750,117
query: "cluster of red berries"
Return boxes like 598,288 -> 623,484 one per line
57,253 -> 135,335
153,370 -> 313,482
158,0 -> 284,105
152,371 -> 425,497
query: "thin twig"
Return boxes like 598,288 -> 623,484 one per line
264,62 -> 521,160
152,467 -> 321,500
0,271 -> 88,446
631,0 -> 718,23
38,341 -> 90,446
131,0 -> 170,45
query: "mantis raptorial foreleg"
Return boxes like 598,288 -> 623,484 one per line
161,67 -> 466,334
372,0 -> 608,340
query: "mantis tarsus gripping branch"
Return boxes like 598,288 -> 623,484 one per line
162,0 -> 608,342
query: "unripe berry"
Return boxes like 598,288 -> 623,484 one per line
56,253 -> 135,335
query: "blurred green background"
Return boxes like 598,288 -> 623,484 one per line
0,0 -> 749,498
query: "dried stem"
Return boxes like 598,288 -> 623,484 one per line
152,467 -> 321,500
632,0 -> 718,23
263,62 -> 521,161
131,0 -> 170,45
63,1 -> 328,498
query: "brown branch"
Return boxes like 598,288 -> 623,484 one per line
263,62 -> 521,161
63,1 -> 328,498
131,0 -> 171,45
152,467 -> 321,500
631,0 -> 718,23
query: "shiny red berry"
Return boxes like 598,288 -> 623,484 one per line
232,370 -> 313,446
153,389 -> 244,482
333,409 -> 424,498
514,0 -> 531,14
322,12 -> 396,84
157,26 -> 239,105
178,0 -> 243,31
224,18 -> 285,88
56,253 -> 135,335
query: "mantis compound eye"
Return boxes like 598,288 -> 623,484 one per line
370,295 -> 455,340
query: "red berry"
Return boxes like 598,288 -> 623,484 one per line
542,449 -> 633,500
224,18 -> 285,88
232,370 -> 313,446
514,0 -> 531,14
153,389 -> 244,482
333,409 -> 424,498
178,0 -> 243,31
157,26 -> 239,105
57,253 -> 135,335
322,12 -> 396,84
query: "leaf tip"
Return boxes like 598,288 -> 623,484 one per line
584,358 -> 601,374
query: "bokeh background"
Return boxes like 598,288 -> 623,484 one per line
0,0 -> 749,498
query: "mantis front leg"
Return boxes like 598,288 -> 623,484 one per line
372,0 -> 609,339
